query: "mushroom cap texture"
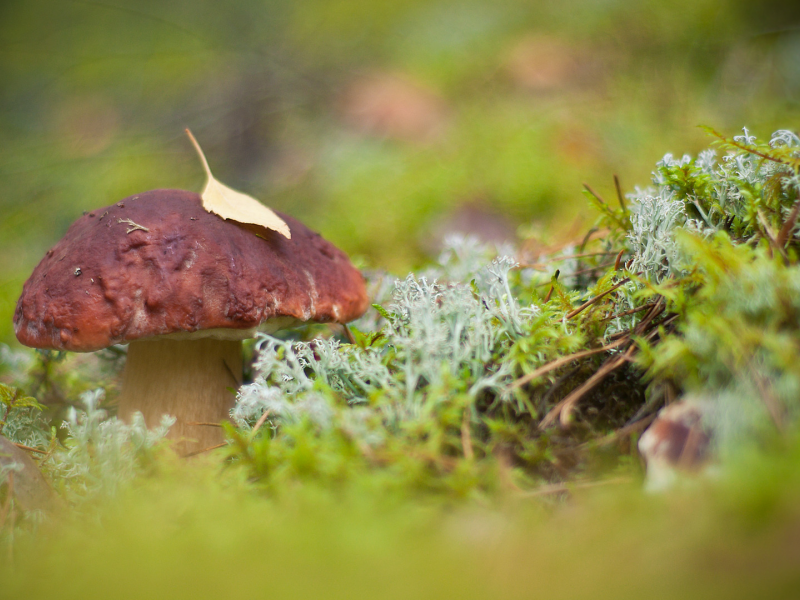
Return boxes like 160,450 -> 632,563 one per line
638,401 -> 710,469
14,189 -> 369,352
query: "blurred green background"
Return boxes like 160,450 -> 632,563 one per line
2,0 -> 800,344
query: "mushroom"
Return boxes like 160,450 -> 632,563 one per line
638,400 -> 713,491
14,189 -> 369,454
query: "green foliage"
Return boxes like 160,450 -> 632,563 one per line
44,390 -> 174,502
1,380 -> 47,449
637,234 -> 800,450
4,127 -> 800,599
2,126 -> 799,507
0,382 -> 40,412
226,234 -> 623,494
623,128 -> 800,452
216,126 -> 800,496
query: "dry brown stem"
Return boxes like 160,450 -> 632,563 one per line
614,249 -> 624,270
506,338 -> 628,392
757,209 -> 787,260
539,344 -> 637,429
565,277 -> 632,319
537,303 -> 671,429
461,409 -> 474,461
584,413 -> 658,448
600,302 -> 654,322
182,442 -> 228,459
614,174 -> 627,215
12,443 -> 47,455
776,192 -> 800,249
582,183 -> 607,206
251,409 -> 272,436
342,323 -> 357,345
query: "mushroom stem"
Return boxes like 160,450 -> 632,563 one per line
118,338 -> 242,455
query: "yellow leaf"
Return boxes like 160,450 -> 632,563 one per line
185,129 -> 291,239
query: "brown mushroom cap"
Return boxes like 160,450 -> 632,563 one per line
639,401 -> 711,471
14,189 -> 369,352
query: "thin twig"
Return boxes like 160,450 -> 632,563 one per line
607,328 -> 632,341
539,364 -> 583,410
600,302 -> 655,322
614,174 -> 628,215
566,277 -> 632,319
185,128 -> 213,177
705,127 -> 799,167
757,209 -> 787,260
608,309 -> 674,340
633,297 -> 665,334
182,442 -> 228,458
583,413 -> 658,448
642,314 -> 679,340
540,345 -> 637,429
583,183 -> 607,206
614,249 -> 624,271
559,349 -> 635,428
341,323 -> 357,345
251,409 -> 272,436
543,270 -> 560,300
461,408 -> 474,461
186,422 -> 223,428
776,193 -> 800,249
506,338 -> 628,391
12,443 -> 47,455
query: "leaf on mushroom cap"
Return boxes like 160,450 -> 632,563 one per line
186,129 -> 291,239
14,189 -> 369,352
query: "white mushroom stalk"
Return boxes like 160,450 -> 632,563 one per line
118,338 -> 242,455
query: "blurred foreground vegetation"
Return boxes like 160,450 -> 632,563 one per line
5,443 -> 800,600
